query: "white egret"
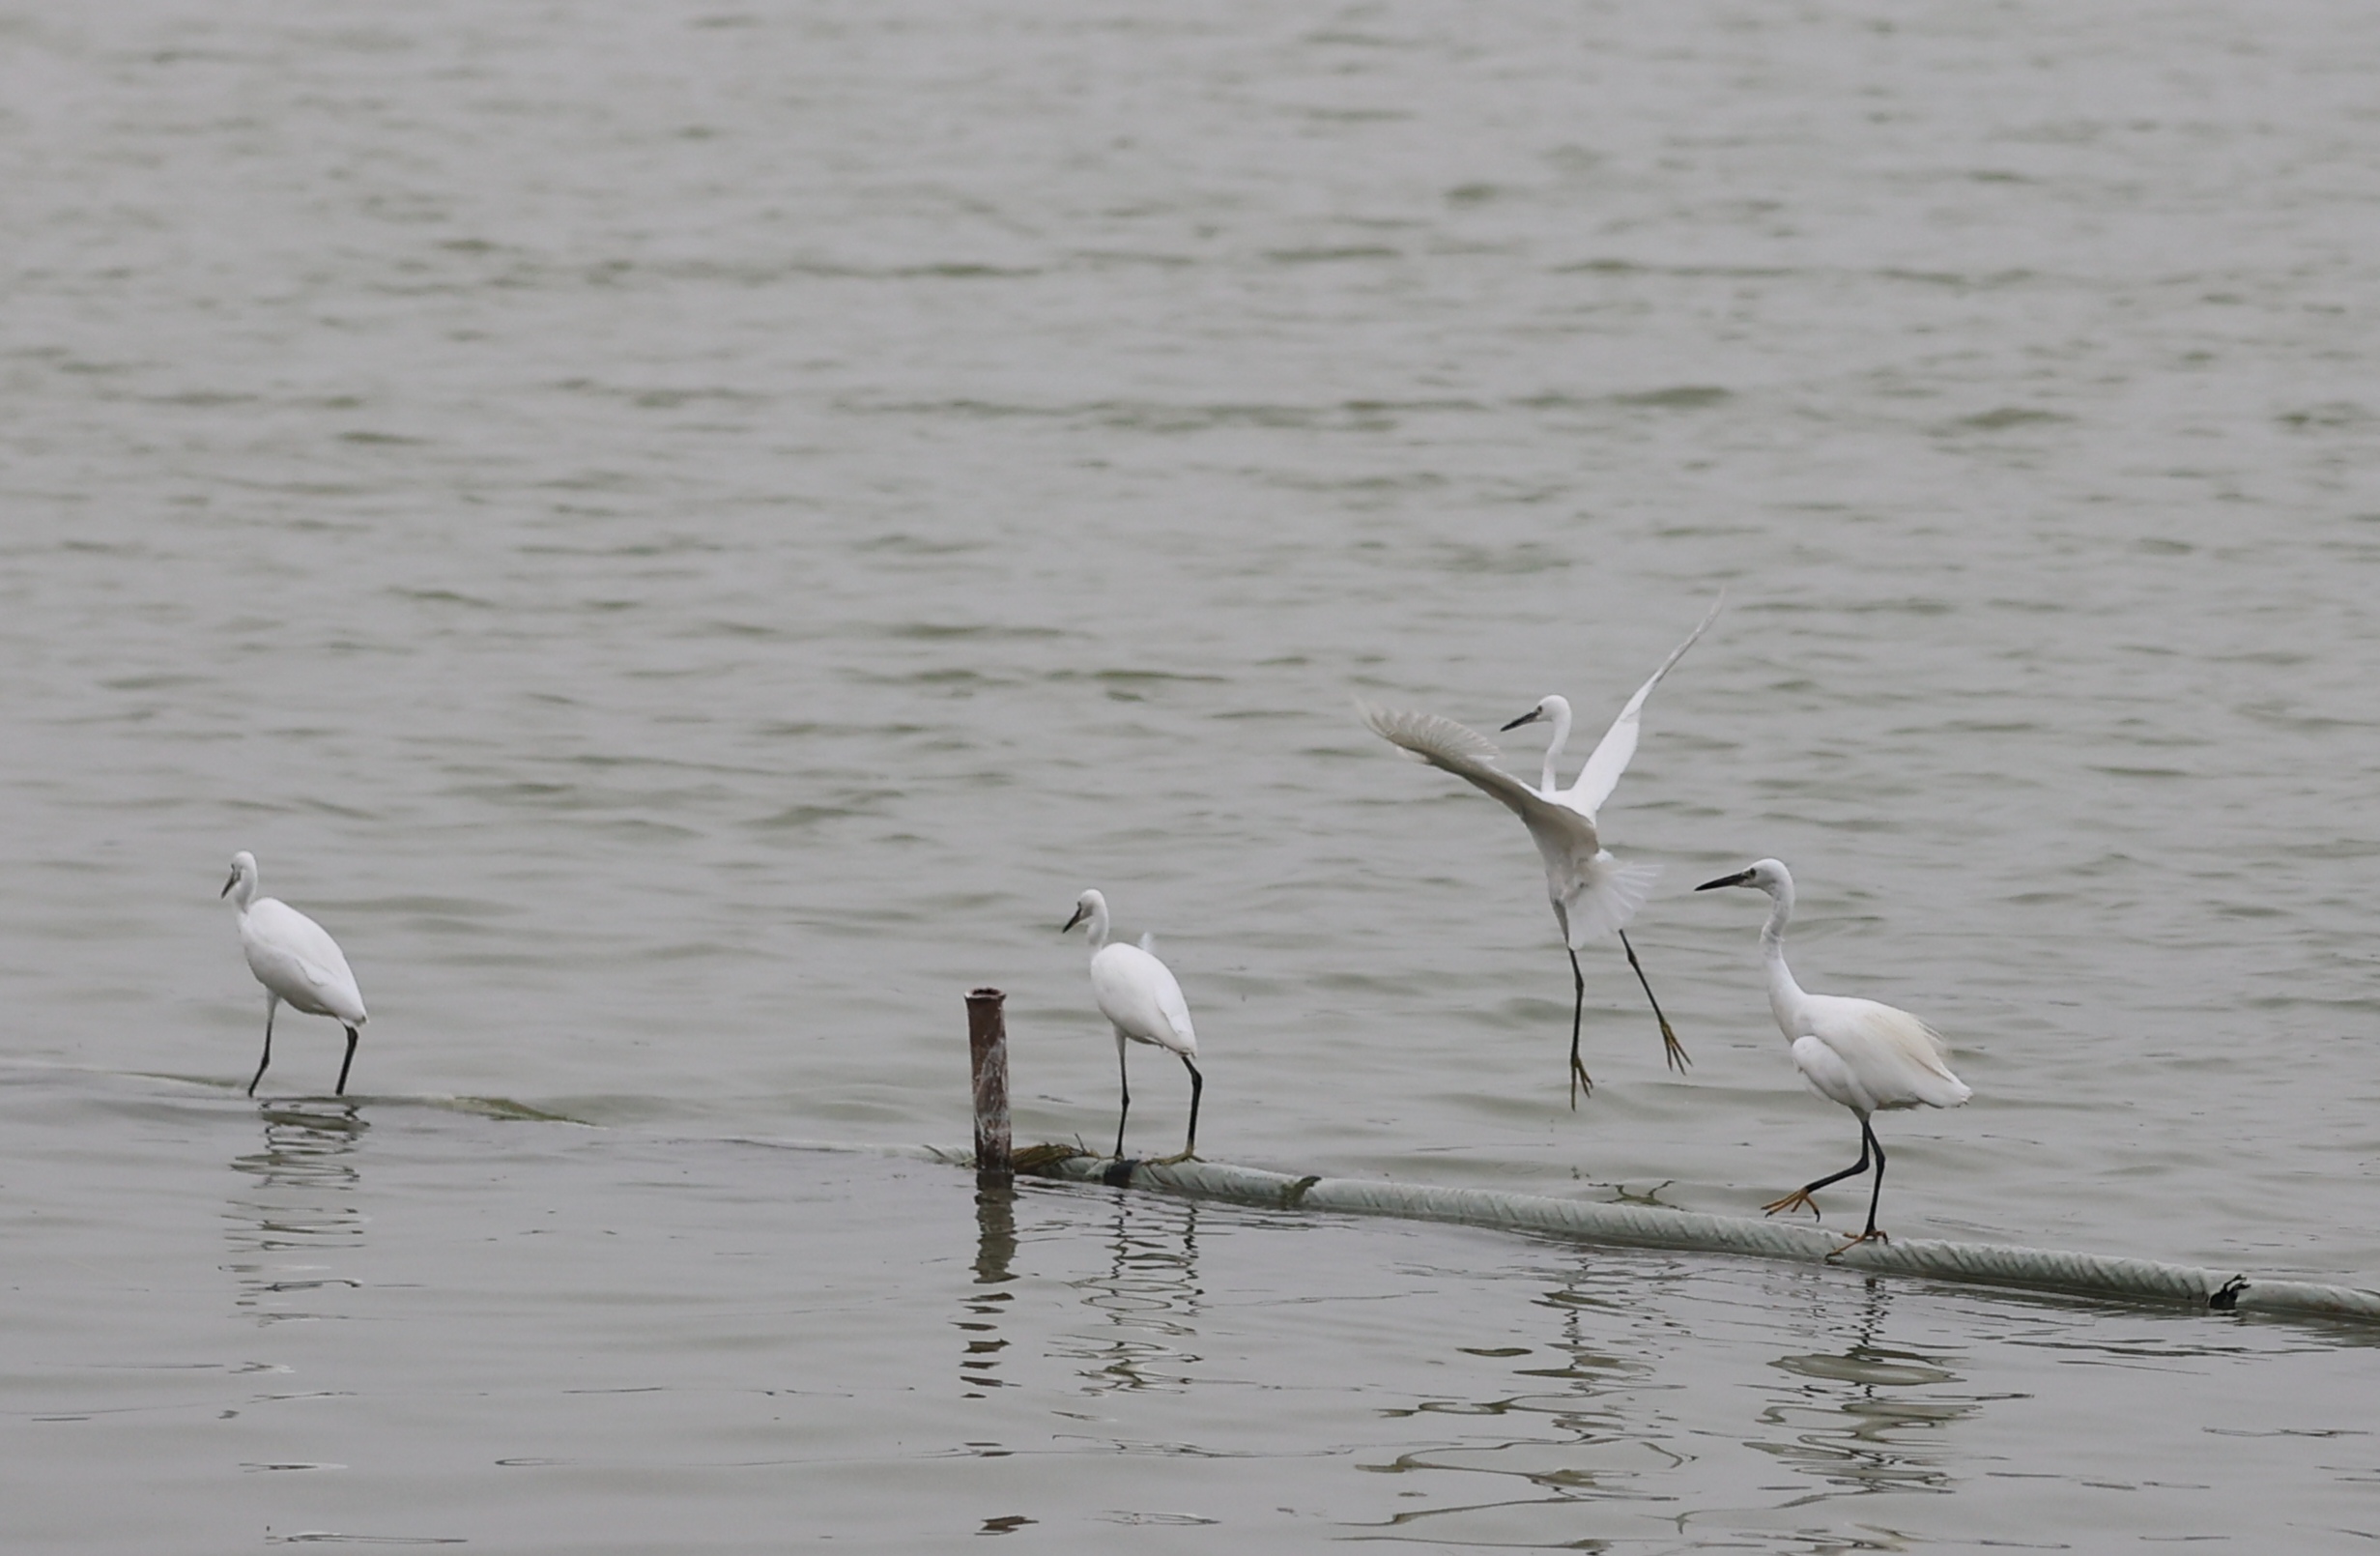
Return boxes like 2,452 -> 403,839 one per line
1696,858 -> 1971,1245
1060,889 -> 1202,1162
1362,598 -> 1719,1103
220,851 -> 369,1097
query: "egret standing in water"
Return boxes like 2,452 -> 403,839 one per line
1362,599 -> 1719,1103
1061,889 -> 1202,1162
221,850 -> 369,1097
1697,858 -> 1971,1246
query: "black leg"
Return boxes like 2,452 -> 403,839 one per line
1112,1031 -> 1132,1160
1855,1120 -> 1888,1241
1179,1054 -> 1202,1160
1617,929 -> 1689,1072
1763,1119 -> 1875,1220
335,1025 -> 359,1096
1565,946 -> 1591,1107
246,998 -> 278,1098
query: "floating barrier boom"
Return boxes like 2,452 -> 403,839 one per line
994,1148 -> 2380,1326
955,987 -> 2380,1326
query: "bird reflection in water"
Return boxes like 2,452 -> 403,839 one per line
1362,1260 -> 1679,1538
1062,1196 -> 1205,1395
959,1181 -> 1019,1398
223,1099 -> 368,1325
1754,1276 -> 1979,1497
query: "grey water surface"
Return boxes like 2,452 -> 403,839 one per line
4,0 -> 2378,1549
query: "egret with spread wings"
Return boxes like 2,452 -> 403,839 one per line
1362,599 -> 1718,1103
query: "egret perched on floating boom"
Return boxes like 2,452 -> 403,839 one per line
1362,598 -> 1720,1103
1697,858 -> 1971,1246
220,850 -> 369,1097
1061,889 -> 1202,1162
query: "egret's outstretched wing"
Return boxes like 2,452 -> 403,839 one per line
1362,703 -> 1600,852
1362,704 -> 1619,942
1567,593 -> 1723,820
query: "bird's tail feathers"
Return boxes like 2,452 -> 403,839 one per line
1912,1023 -> 1971,1108
1563,859 -> 1661,946
1912,1070 -> 1973,1109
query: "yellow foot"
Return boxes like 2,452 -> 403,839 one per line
1660,1021 -> 1692,1073
1568,1056 -> 1594,1109
1762,1190 -> 1820,1220
1823,1228 -> 1890,1261
1148,1151 -> 1202,1167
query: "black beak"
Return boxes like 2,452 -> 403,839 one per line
1696,869 -> 1756,892
220,873 -> 237,898
1060,905 -> 1088,934
1499,708 -> 1543,732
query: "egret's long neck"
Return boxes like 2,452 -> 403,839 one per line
1759,881 -> 1808,1030
1081,899 -> 1111,951
1538,697 -> 1574,794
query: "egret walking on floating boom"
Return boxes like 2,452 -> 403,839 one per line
221,850 -> 370,1097
1061,889 -> 1202,1162
1697,858 -> 1970,1246
1362,598 -> 1720,1103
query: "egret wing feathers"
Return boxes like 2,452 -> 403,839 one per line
1362,702 -> 1502,769
1361,703 -> 1601,852
1567,593 -> 1723,819
1801,996 -> 1969,1112
1149,968 -> 1197,1056
1365,701 -> 1646,945
1089,943 -> 1197,1057
292,954 -> 357,1014
1788,1033 -> 1864,1112
242,900 -> 366,1023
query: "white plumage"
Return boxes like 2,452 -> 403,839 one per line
1061,889 -> 1202,1161
1360,703 -> 1663,950
1361,598 -> 1719,1100
221,850 -> 369,1097
1697,857 -> 1970,1243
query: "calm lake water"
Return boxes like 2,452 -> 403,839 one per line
4,0 -> 2378,1548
